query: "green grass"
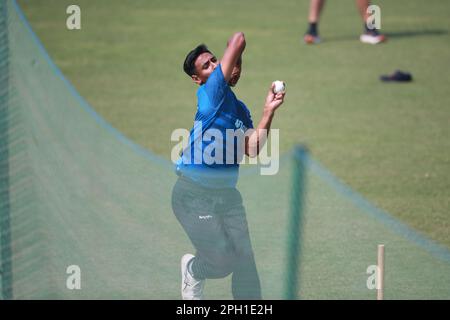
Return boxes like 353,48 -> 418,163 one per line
17,0 -> 450,248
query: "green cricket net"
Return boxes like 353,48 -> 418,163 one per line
1,0 -> 450,299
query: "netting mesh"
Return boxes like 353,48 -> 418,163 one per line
1,0 -> 449,299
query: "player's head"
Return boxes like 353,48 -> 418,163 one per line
183,44 -> 218,85
183,44 -> 242,87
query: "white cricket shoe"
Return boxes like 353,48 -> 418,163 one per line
181,253 -> 205,300
360,31 -> 387,44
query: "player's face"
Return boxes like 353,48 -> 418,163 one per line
192,52 -> 218,85
228,57 -> 242,87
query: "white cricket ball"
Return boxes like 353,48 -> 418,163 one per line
273,80 -> 286,94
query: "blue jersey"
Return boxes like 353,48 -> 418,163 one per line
177,65 -> 253,188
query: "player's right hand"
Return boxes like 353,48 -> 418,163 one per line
264,83 -> 285,113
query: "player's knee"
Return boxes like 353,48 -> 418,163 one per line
214,267 -> 233,278
212,257 -> 234,277
206,253 -> 236,277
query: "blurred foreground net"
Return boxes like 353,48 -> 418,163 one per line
1,0 -> 449,299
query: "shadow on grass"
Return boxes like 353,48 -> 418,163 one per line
385,29 -> 448,38
320,29 -> 448,43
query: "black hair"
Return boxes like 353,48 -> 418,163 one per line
183,44 -> 211,77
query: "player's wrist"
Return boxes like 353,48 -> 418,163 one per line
263,107 -> 275,118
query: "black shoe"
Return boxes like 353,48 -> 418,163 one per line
380,70 -> 413,82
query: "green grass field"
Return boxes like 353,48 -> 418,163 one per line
17,0 -> 450,249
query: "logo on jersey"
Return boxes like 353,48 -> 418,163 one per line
235,119 -> 247,132
171,121 -> 280,175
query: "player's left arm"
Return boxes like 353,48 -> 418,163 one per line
221,32 -> 246,83
245,83 -> 285,157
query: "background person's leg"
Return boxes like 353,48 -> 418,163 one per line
356,0 -> 370,22
356,0 -> 387,44
304,0 -> 326,44
308,0 -> 326,23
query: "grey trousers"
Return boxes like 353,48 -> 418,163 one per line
171,176 -> 261,299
